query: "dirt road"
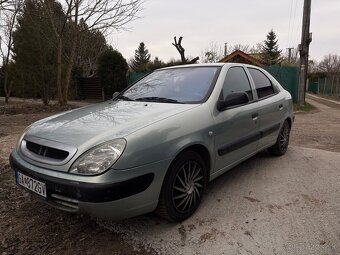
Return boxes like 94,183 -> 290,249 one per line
101,146 -> 340,255
1,96 -> 340,254
290,94 -> 340,152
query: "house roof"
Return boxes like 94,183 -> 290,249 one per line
219,50 -> 265,67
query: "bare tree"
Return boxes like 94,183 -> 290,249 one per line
308,59 -> 319,73
172,36 -> 199,64
172,36 -> 185,63
41,0 -> 143,105
0,0 -> 13,11
0,0 -> 21,103
248,43 -> 263,54
76,37 -> 107,77
201,42 -> 223,63
318,54 -> 340,73
229,43 -> 252,53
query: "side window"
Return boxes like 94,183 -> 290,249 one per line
248,68 -> 275,99
222,67 -> 253,101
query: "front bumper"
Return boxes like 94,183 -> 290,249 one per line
9,150 -> 171,220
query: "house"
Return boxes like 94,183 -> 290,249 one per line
219,50 -> 265,67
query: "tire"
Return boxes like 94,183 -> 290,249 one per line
268,120 -> 290,156
156,151 -> 207,222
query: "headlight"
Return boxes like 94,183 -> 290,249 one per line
16,125 -> 32,152
69,139 -> 126,175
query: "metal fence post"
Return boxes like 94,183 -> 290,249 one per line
336,76 -> 340,98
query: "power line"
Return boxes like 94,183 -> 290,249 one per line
286,0 -> 294,48
289,0 -> 299,47
292,0 -> 303,48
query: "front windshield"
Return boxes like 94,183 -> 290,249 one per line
121,67 -> 219,103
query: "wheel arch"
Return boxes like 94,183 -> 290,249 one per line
285,117 -> 292,130
162,143 -> 212,188
156,143 -> 211,221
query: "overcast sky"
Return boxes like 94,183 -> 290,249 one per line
110,0 -> 340,63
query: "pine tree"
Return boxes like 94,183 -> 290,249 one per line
261,29 -> 282,65
131,42 -> 151,72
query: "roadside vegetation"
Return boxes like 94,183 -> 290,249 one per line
1,4 -> 339,107
293,102 -> 316,113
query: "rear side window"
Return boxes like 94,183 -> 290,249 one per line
248,68 -> 275,99
222,67 -> 253,101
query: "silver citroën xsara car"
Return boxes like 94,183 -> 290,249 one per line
10,63 -> 293,222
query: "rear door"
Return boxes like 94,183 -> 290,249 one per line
212,66 -> 261,174
246,67 -> 285,150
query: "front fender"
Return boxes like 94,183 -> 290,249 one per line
113,104 -> 215,170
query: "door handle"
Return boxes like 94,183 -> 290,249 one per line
279,104 -> 283,110
251,113 -> 258,120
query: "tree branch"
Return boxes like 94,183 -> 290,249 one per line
172,36 -> 199,64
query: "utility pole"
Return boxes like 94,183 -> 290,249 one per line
224,42 -> 228,57
298,0 -> 312,104
287,47 -> 294,62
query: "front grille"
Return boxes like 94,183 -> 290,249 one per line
49,193 -> 79,212
26,141 -> 69,160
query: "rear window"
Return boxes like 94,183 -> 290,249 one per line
248,68 -> 275,99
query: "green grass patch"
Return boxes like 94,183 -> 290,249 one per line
293,102 -> 316,113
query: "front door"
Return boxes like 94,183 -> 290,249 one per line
212,66 -> 261,175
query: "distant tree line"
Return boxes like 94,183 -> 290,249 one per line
129,39 -> 198,73
1,11 -> 339,105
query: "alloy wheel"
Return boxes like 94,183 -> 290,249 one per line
171,161 -> 204,213
279,123 -> 290,152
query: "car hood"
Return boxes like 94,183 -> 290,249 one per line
26,100 -> 198,148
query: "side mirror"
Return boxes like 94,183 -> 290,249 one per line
216,92 -> 249,111
112,92 -> 120,99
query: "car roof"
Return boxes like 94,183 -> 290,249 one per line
158,63 -> 260,70
158,63 -> 225,70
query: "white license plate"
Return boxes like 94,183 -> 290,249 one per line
16,171 -> 47,198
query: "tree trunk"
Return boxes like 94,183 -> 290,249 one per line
5,80 -> 12,103
39,43 -> 49,106
5,95 -> 9,103
172,36 -> 199,64
64,36 -> 77,104
57,38 -> 64,105
187,57 -> 199,64
21,73 -> 25,99
4,68 -> 10,103
57,37 -> 64,105
63,2 -> 79,104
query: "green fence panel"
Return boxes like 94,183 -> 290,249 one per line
127,72 -> 150,85
264,65 -> 298,103
308,81 -> 318,94
317,77 -> 339,96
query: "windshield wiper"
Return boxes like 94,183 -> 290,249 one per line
134,97 -> 182,103
116,95 -> 135,101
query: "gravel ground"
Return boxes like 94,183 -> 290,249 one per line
0,103 -> 151,255
290,94 -> 340,152
1,95 -> 340,255
98,146 -> 340,255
